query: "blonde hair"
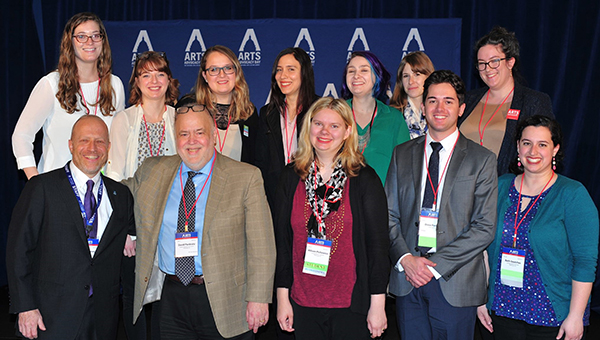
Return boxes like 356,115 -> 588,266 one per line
294,97 -> 365,179
56,12 -> 116,116
194,45 -> 254,121
390,51 -> 435,111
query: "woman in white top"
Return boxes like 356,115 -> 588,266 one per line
389,51 -> 435,139
106,51 -> 179,340
106,51 -> 180,181
12,12 -> 125,179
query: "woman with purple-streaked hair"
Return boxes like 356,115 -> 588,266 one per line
341,51 -> 410,183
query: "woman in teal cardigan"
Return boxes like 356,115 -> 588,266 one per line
478,115 -> 598,340
341,51 -> 410,183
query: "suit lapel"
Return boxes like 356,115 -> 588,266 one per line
439,134 -> 468,213
55,168 -> 92,250
94,177 -> 121,258
203,153 -> 227,235
412,137 -> 426,201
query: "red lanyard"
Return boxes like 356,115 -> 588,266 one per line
179,159 -> 215,232
478,87 -> 514,145
142,105 -> 167,157
423,134 -> 459,210
283,105 -> 297,164
79,78 -> 101,115
313,160 -> 342,235
351,103 -> 378,154
215,115 -> 232,153
512,172 -> 554,247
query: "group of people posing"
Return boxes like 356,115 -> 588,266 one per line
7,11 -> 598,340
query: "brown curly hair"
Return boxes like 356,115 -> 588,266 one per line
129,51 -> 180,106
56,12 -> 116,116
194,45 -> 254,122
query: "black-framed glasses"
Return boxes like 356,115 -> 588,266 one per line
475,58 -> 507,71
204,65 -> 236,76
72,33 -> 104,43
176,104 -> 207,114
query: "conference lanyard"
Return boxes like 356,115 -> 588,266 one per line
142,105 -> 167,157
64,164 -> 103,235
79,78 -> 101,116
215,115 -> 232,154
478,87 -> 514,146
423,134 -> 459,211
179,160 -> 215,232
512,172 -> 554,248
283,104 -> 297,164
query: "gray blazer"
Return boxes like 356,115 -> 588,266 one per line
385,132 -> 498,307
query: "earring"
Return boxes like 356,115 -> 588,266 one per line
517,157 -> 522,167
553,156 -> 556,171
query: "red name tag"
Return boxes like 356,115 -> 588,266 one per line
507,109 -> 520,120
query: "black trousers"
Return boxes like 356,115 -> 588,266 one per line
290,298 -> 370,340
491,312 -> 587,340
160,276 -> 253,340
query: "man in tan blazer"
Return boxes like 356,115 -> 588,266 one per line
124,105 -> 276,339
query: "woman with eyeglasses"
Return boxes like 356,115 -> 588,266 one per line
389,51 -> 435,139
12,12 -> 125,179
341,51 -> 410,183
256,47 -> 319,208
458,26 -> 554,176
193,45 -> 258,164
106,50 -> 179,340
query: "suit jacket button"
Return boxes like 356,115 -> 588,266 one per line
144,277 -> 148,283
414,222 -> 419,227
84,285 -> 90,290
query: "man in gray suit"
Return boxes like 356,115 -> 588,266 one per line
386,70 -> 497,340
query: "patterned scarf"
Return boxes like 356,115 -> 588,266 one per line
304,159 -> 347,239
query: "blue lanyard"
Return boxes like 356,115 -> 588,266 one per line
64,164 -> 103,233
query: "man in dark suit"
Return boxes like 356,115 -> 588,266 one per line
386,70 -> 498,340
7,115 -> 135,340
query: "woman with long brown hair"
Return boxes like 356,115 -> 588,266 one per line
12,12 -> 125,179
193,45 -> 258,164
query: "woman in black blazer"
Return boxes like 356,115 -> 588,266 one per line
458,26 -> 554,175
256,47 -> 319,208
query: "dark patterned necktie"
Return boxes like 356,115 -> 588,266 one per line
175,171 -> 198,286
419,142 -> 442,256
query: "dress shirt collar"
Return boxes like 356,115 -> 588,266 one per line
69,161 -> 101,190
425,127 -> 459,153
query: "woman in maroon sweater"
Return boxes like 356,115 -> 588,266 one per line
273,97 -> 390,339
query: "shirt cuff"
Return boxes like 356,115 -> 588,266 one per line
395,253 -> 411,272
16,156 -> 37,170
428,266 -> 442,280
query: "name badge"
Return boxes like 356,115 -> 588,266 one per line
507,109 -> 521,120
88,238 -> 99,257
302,237 -> 331,277
500,247 -> 526,288
418,208 -> 438,248
243,125 -> 249,137
175,232 -> 199,258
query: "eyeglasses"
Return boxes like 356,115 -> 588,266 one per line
475,58 -> 507,71
72,34 -> 104,43
204,65 -> 236,76
176,104 -> 207,114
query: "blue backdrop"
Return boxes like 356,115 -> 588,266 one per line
104,19 -> 461,105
